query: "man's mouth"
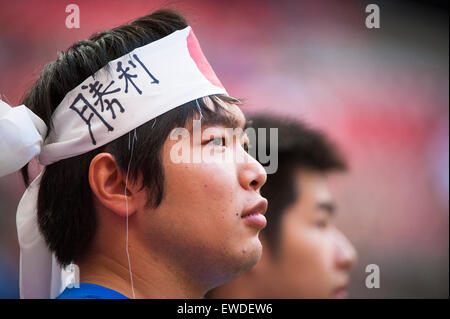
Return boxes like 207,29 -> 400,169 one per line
332,283 -> 349,299
241,199 -> 268,229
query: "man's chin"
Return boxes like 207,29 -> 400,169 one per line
231,238 -> 263,277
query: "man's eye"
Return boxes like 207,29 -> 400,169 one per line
315,219 -> 328,229
209,137 -> 226,146
243,143 -> 249,153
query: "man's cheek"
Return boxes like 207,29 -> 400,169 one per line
286,225 -> 324,265
199,168 -> 237,200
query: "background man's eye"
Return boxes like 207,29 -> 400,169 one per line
315,219 -> 328,228
243,143 -> 249,152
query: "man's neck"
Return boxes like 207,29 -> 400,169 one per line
77,244 -> 207,299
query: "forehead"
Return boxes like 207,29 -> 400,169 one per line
294,168 -> 333,205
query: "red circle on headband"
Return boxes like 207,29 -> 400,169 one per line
187,29 -> 225,89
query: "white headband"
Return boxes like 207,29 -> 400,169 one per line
0,26 -> 228,298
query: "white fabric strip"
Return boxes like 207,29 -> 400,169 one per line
0,26 -> 228,298
0,101 -> 47,177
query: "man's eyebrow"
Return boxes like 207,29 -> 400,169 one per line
317,202 -> 336,216
200,113 -> 245,130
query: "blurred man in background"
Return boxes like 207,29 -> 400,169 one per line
208,115 -> 357,299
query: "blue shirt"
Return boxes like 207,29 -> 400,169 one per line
56,283 -> 129,299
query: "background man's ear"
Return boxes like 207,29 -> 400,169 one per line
88,153 -> 141,217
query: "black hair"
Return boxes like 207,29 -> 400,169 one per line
20,9 -> 239,266
246,115 -> 347,253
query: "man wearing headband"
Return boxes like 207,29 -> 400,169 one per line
0,9 -> 267,299
208,116 -> 357,299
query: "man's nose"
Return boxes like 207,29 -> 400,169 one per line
238,152 -> 267,192
334,229 -> 357,270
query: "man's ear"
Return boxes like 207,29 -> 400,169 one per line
88,153 -> 141,217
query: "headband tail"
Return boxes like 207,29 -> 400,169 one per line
0,100 -> 47,177
16,172 -> 69,298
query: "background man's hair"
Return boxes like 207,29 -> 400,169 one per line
247,115 -> 347,254
20,9 -> 238,266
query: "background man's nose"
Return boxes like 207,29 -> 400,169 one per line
334,229 -> 357,270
